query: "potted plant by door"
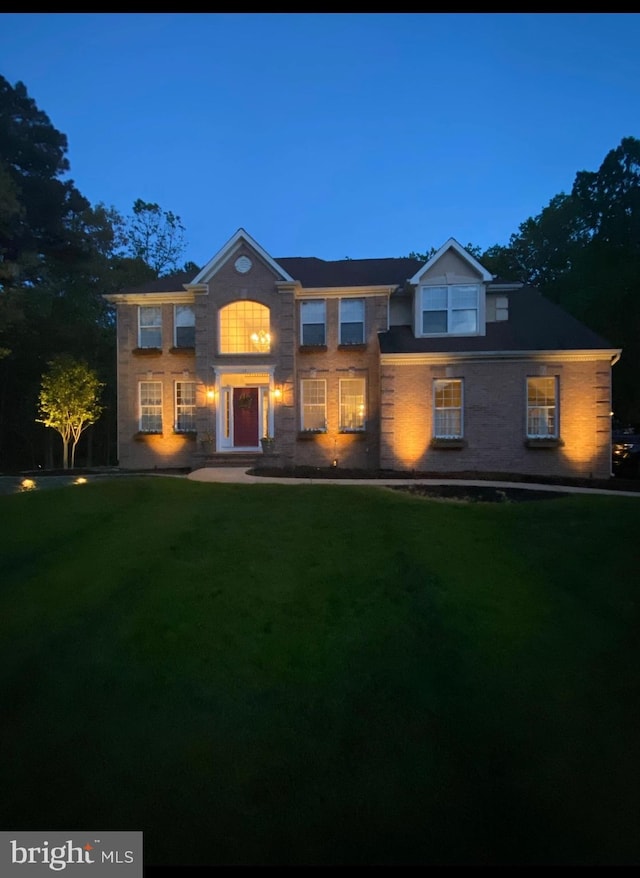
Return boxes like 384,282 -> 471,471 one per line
260,436 -> 276,454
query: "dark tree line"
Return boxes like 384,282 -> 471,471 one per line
1,75 -> 638,470
478,137 -> 640,426
0,76 -> 195,470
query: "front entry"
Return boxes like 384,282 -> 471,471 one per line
232,387 -> 259,447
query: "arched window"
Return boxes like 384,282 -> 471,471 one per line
219,301 -> 271,354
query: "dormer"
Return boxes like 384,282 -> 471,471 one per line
409,238 -> 494,339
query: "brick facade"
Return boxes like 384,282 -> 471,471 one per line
106,230 -> 619,479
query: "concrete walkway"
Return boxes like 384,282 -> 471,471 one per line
187,467 -> 640,498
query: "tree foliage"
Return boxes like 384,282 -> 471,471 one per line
121,198 -> 187,276
37,355 -> 104,469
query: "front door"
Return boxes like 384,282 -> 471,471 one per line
233,387 -> 259,447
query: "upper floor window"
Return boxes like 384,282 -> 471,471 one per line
139,381 -> 162,433
301,300 -> 326,346
139,306 -> 162,348
433,379 -> 463,438
175,381 -> 196,433
219,301 -> 270,354
527,377 -> 558,438
339,378 -> 366,431
174,305 -> 195,348
340,299 -> 365,345
420,284 -> 479,335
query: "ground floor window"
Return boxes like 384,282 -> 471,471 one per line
139,381 -> 162,432
339,378 -> 366,431
527,376 -> 558,438
433,379 -> 463,438
175,381 -> 196,432
301,379 -> 327,431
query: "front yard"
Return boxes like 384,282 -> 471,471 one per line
0,478 -> 638,865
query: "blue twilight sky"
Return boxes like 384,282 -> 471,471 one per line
1,12 -> 639,269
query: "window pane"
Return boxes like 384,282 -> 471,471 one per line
301,379 -> 326,431
423,287 -> 447,310
423,311 -> 447,333
527,377 -> 557,437
302,323 -> 326,345
175,306 -> 195,348
175,381 -> 196,432
450,309 -> 477,333
451,286 -> 478,309
434,379 -> 463,438
301,300 -> 325,322
341,299 -> 364,322
220,301 -> 270,353
139,306 -> 162,348
140,381 -> 162,432
340,299 -> 364,344
340,379 -> 365,430
301,300 -> 326,345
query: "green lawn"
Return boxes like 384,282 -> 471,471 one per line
1,477 -> 639,866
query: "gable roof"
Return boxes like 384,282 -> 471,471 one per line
379,286 -> 617,355
408,237 -> 494,284
191,228 -> 295,284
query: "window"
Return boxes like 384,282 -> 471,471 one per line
339,378 -> 366,431
433,379 -> 463,438
139,381 -> 162,432
219,301 -> 270,354
301,379 -> 326,431
527,377 -> 557,438
340,298 -> 365,345
301,300 -> 326,346
139,306 -> 162,348
175,381 -> 196,432
421,285 -> 479,335
174,305 -> 195,348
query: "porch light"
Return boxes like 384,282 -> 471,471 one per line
273,387 -> 282,400
206,388 -> 215,400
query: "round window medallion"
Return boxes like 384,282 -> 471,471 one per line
234,255 -> 252,274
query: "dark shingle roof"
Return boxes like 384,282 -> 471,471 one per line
117,258 -> 425,294
118,271 -> 195,294
379,286 -> 616,354
276,257 -> 424,287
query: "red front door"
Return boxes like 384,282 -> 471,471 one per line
233,387 -> 259,447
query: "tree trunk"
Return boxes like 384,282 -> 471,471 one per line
62,438 -> 69,469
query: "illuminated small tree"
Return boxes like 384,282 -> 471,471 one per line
37,355 -> 104,469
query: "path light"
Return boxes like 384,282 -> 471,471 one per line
74,477 -> 87,485
20,478 -> 36,491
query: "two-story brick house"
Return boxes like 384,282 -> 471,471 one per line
104,228 -> 621,479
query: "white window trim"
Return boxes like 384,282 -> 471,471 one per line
218,301 -> 271,355
339,377 -> 366,432
433,378 -> 464,439
339,298 -> 365,345
174,304 -> 195,348
300,378 -> 327,432
300,300 -> 326,346
139,380 -> 163,433
416,283 -> 483,338
138,305 -> 162,349
526,376 -> 559,439
174,380 -> 196,433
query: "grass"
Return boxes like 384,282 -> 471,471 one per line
0,476 -> 639,866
